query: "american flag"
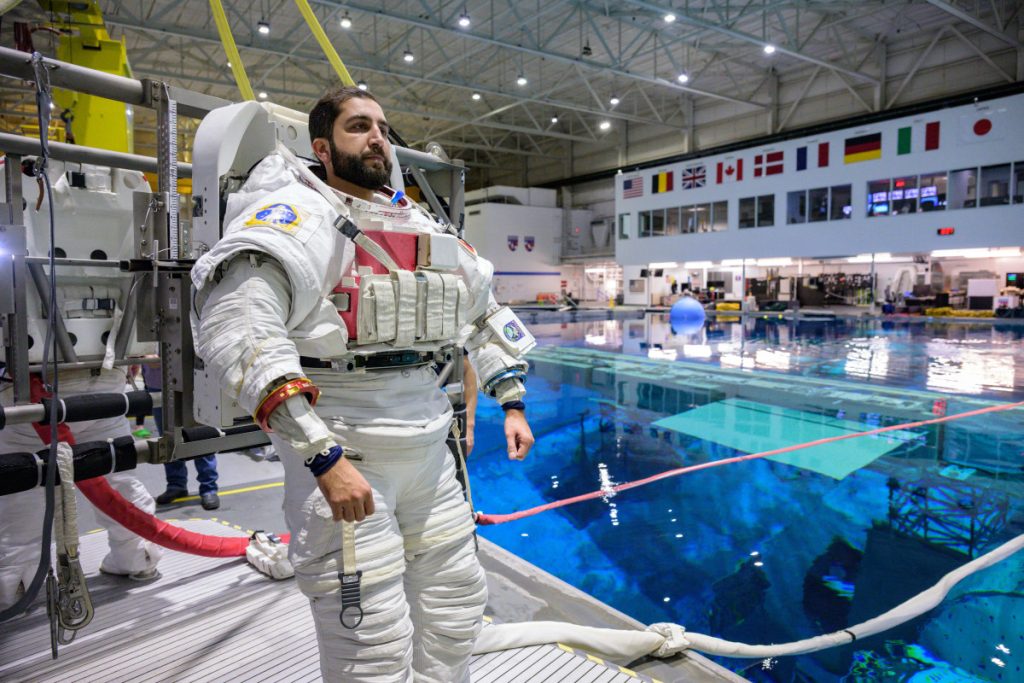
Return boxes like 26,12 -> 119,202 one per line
680,164 -> 706,190
622,174 -> 643,199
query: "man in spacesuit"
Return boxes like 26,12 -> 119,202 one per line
0,368 -> 163,610
190,87 -> 535,681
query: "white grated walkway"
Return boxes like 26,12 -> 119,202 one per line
0,520 -> 662,682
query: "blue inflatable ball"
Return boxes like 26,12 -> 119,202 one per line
669,296 -> 706,335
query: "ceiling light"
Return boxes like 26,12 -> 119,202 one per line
599,120 -> 611,131
516,74 -> 528,86
664,13 -> 676,24
649,262 -> 678,269
551,115 -> 559,124
257,20 -> 270,35
49,101 -> 55,110
609,95 -> 620,106
340,13 -> 352,29
471,91 -> 481,100
677,72 -> 689,83
356,80 -> 368,90
763,44 -> 776,54
403,49 -> 414,63
581,41 -> 592,57
258,91 -> 268,99
458,11 -> 470,28
226,60 -> 232,68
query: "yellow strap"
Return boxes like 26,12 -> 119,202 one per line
292,0 -> 356,86
208,0 -> 256,101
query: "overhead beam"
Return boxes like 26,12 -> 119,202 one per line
925,0 -> 1021,47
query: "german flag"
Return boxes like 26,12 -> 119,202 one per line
844,132 -> 881,164
651,171 -> 673,194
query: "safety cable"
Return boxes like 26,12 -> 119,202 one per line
475,398 -> 1024,526
0,52 -> 61,629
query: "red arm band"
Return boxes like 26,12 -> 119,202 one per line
254,377 -> 320,432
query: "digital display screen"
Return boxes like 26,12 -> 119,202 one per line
891,189 -> 904,200
921,186 -> 937,198
872,191 -> 888,202
905,188 -> 920,199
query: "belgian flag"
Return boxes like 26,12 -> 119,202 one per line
843,133 -> 881,164
651,171 -> 673,194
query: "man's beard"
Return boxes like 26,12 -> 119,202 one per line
329,140 -> 393,190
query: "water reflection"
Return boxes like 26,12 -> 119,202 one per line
529,315 -> 1024,399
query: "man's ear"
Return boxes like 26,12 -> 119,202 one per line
311,138 -> 331,166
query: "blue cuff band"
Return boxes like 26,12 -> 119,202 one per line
501,400 -> 525,412
308,445 -> 344,477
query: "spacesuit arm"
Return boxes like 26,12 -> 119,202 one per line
193,253 -> 335,459
464,291 -> 534,405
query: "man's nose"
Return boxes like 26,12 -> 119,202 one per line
369,124 -> 387,146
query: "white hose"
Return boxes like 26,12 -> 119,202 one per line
473,533 -> 1024,663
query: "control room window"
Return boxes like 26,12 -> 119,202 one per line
918,172 -> 947,211
650,208 -> 666,236
787,190 -> 807,224
948,168 -> 978,210
1014,162 -> 1024,204
739,197 -> 756,228
683,204 -> 711,233
639,210 -> 652,237
979,164 -> 1011,206
618,213 -> 630,240
830,185 -> 851,220
866,179 -> 890,217
755,195 -> 773,227
664,206 -> 682,236
808,187 -> 829,222
891,176 -> 918,214
711,201 -> 728,231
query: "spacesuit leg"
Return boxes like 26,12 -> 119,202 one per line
0,490 -> 45,610
398,445 -> 487,683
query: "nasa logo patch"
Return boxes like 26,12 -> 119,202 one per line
244,203 -> 303,232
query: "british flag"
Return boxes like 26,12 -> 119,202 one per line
680,164 -> 706,190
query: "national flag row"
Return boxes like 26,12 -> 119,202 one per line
620,110 -> 1004,199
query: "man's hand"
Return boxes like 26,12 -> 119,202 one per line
504,409 -> 534,460
316,457 -> 375,522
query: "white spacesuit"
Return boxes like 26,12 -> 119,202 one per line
190,137 -> 533,681
0,367 -> 163,610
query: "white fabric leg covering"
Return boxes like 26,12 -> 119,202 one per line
405,535 -> 487,683
0,490 -> 44,610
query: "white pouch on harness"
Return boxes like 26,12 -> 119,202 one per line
484,306 -> 536,356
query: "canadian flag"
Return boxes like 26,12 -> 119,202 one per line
959,109 -> 1005,144
716,158 -> 743,183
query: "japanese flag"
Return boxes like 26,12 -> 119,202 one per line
959,108 -> 1005,144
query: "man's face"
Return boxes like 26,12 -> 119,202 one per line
324,97 -> 393,190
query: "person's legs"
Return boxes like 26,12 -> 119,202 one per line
0,490 -> 45,610
162,460 -> 188,492
97,472 -> 163,577
397,442 -> 486,683
193,455 -> 219,495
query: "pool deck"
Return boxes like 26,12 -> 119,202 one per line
0,520 -> 742,683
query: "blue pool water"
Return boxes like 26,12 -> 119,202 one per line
468,316 -> 1024,681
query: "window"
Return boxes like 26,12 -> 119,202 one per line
891,175 -> 918,214
830,185 -> 851,220
618,213 -> 630,240
787,190 -> 807,224
948,168 -> 977,209
980,164 -> 1011,206
808,187 -> 829,222
664,207 -> 681,236
867,179 -> 890,217
650,209 -> 666,236
756,195 -> 774,227
683,204 -> 711,233
918,172 -> 947,211
639,210 -> 652,237
711,201 -> 728,231
739,197 -> 756,228
1013,162 -> 1024,204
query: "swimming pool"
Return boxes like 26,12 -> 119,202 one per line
468,316 -> 1024,681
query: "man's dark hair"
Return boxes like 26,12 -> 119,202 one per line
309,86 -> 380,144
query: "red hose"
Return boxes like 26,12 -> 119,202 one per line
77,478 -> 290,557
476,399 -> 1024,526
30,374 -> 289,557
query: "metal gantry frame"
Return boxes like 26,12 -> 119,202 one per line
0,45 -> 468,465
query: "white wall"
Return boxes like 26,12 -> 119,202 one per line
463,201 -> 592,303
615,93 -> 1024,266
